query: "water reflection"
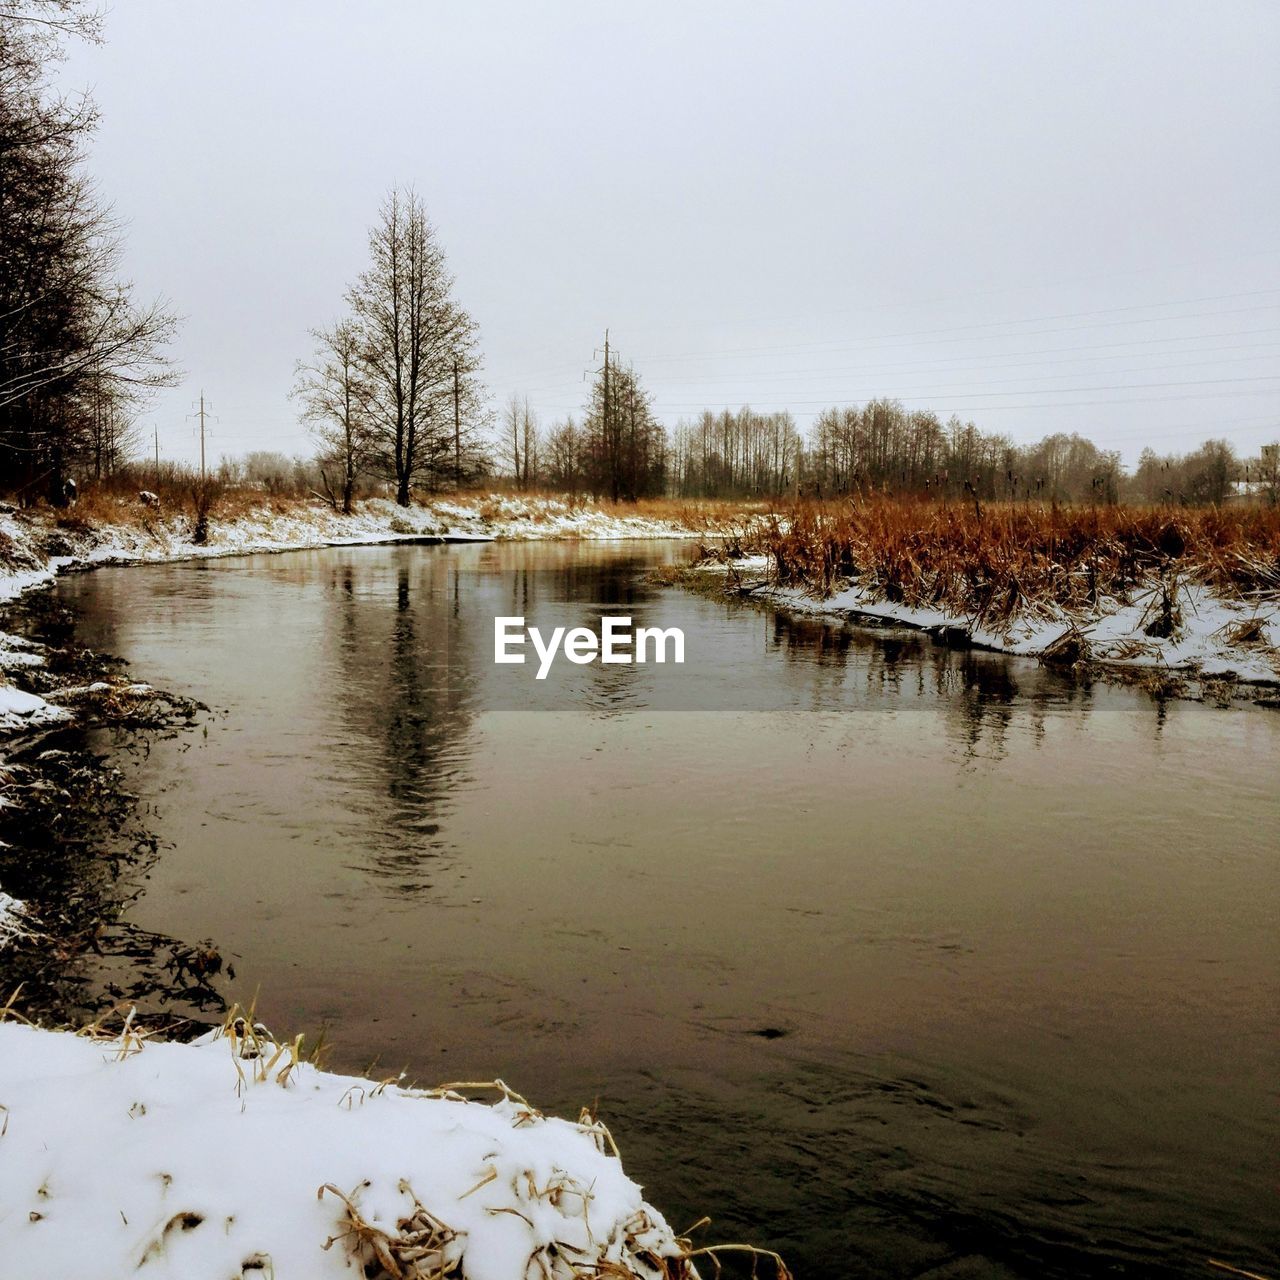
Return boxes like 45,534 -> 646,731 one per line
36,541 -> 1280,1280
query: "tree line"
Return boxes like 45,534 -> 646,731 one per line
502,347 -> 668,503
502,380 -> 1275,506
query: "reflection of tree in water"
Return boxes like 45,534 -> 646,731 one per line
500,551 -> 663,715
324,557 -> 480,893
764,608 -> 1106,762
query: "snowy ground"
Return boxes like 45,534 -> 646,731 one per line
0,892 -> 33,949
0,495 -> 699,736
1,494 -> 697,595
700,555 -> 1280,687
0,1020 -> 698,1280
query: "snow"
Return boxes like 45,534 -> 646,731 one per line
0,1020 -> 692,1279
714,561 -> 1280,686
0,893 -> 33,949
0,497 -> 696,591
0,563 -> 55,604
0,682 -> 69,734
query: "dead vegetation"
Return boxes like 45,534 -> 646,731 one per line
729,499 -> 1280,630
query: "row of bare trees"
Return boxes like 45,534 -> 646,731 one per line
293,189 -> 489,511
503,377 -> 1273,507
0,0 -> 176,502
505,353 -> 668,501
668,409 -> 802,498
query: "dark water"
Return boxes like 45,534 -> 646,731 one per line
44,541 -> 1279,1278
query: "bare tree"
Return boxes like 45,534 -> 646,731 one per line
545,417 -> 582,499
347,188 -> 483,506
505,393 -> 522,488
521,399 -> 538,490
292,320 -> 371,513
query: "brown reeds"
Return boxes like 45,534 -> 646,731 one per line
747,499 -> 1280,628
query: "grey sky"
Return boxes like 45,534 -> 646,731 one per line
62,1 -> 1279,469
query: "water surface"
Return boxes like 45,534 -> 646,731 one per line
49,541 -> 1279,1278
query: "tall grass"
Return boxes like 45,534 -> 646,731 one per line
750,499 -> 1280,627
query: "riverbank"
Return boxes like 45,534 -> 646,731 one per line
0,1016 -> 729,1280
677,502 -> 1280,694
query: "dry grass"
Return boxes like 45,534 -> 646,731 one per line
740,499 -> 1280,628
201,1008 -> 793,1280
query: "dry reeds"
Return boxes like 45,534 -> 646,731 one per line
747,499 -> 1280,629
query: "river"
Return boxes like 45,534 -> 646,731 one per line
39,539 -> 1280,1278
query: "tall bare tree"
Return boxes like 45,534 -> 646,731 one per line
347,188 -> 483,505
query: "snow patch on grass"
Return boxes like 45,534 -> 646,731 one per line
0,682 -> 69,734
0,1020 -> 694,1279
0,892 -> 33,948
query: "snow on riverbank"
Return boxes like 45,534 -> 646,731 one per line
701,556 -> 1280,687
1,495 -> 695,592
0,682 -> 69,733
0,1020 -> 695,1279
0,892 -> 33,948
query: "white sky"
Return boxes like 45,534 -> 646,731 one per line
60,0 -> 1280,469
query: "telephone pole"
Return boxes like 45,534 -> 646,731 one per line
154,426 -> 160,485
453,357 -> 462,491
197,392 -> 207,482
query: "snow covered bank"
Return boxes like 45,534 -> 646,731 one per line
0,682 -> 68,734
698,556 -> 1280,688
0,1019 -> 704,1279
0,892 -> 33,948
1,494 -> 697,587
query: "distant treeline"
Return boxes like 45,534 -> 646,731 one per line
505,390 -> 1277,507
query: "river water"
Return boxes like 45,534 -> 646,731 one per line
45,540 -> 1279,1278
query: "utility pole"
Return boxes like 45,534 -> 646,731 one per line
602,329 -> 613,501
453,357 -> 462,491
197,391 -> 207,483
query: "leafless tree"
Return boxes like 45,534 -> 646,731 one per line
292,320 -> 372,513
347,188 -> 484,505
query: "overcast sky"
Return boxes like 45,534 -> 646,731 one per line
60,0 -> 1279,469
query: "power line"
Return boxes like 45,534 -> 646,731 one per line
498,325 -> 1280,390
612,246 -> 1280,338
512,348 -> 1280,397
632,303 -> 1280,365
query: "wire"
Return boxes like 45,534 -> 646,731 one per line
631,304 -> 1280,365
